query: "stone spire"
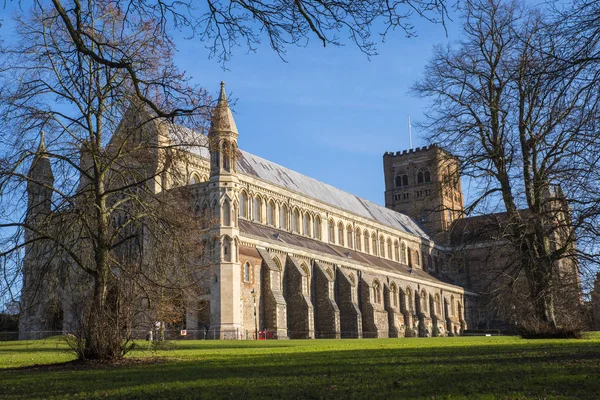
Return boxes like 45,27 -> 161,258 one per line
209,81 -> 238,136
28,131 -> 53,184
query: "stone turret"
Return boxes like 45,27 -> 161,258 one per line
209,81 -> 238,178
20,132 -> 57,340
207,82 -> 242,338
26,131 -> 54,226
592,273 -> 600,331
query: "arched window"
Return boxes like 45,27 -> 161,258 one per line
396,171 -> 409,187
301,264 -> 310,296
189,173 -> 201,184
222,199 -> 231,226
273,257 -> 283,290
328,219 -> 335,243
418,167 -> 430,184
280,204 -> 288,230
239,191 -> 248,218
421,290 -> 428,315
347,224 -> 353,248
406,288 -> 413,312
355,228 -> 362,251
394,240 -> 400,262
387,238 -> 392,260
267,200 -> 275,226
303,213 -> 311,236
379,235 -> 385,257
222,141 -> 231,172
372,234 -> 377,255
364,230 -> 370,253
427,255 -> 433,273
253,196 -> 262,222
313,215 -> 322,240
292,209 -> 300,233
401,242 -> 407,264
434,294 -> 441,317
395,175 -> 402,187
450,295 -> 455,316
338,222 -> 344,246
390,283 -> 398,307
223,236 -> 232,262
415,251 -> 421,266
243,262 -> 251,282
372,280 -> 381,304
326,269 -> 335,299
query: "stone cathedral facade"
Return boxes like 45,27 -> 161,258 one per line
26,82 -> 575,340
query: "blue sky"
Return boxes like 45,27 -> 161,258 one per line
0,3 -> 463,205
171,12 -> 464,206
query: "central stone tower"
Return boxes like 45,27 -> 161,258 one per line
383,145 -> 464,242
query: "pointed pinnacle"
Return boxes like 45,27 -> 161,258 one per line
37,130 -> 47,154
219,81 -> 227,102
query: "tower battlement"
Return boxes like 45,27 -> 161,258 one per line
383,144 -> 440,158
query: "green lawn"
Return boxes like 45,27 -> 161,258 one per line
1,333 -> 599,399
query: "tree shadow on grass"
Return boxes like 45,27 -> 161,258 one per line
1,340 -> 599,399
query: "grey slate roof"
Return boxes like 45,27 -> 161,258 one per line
237,150 -> 429,239
167,125 -> 429,239
239,220 -> 449,287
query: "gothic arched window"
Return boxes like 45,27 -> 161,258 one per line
301,264 -> 310,296
401,242 -> 407,264
292,208 -> 300,233
222,199 -> 231,226
390,283 -> 398,307
313,215 -> 322,240
328,219 -> 335,243
243,262 -> 251,282
372,280 -> 381,304
303,213 -> 311,236
239,191 -> 248,218
267,200 -> 275,226
338,222 -> 344,246
347,224 -> 353,248
189,173 -> 201,184
280,204 -> 288,230
372,234 -> 377,255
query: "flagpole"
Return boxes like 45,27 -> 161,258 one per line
408,116 -> 413,150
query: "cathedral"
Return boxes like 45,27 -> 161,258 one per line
19,82 -> 581,340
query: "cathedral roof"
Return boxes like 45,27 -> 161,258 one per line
239,220 -> 449,287
236,151 -> 429,238
167,124 -> 428,238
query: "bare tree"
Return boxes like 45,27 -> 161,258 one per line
14,0 -> 453,115
0,1 -> 211,360
413,0 -> 600,335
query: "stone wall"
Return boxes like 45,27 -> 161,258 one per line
336,268 -> 362,338
283,256 -> 315,339
313,262 -> 341,339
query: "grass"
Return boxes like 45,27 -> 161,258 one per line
1,333 -> 599,399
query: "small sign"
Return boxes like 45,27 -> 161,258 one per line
180,330 -> 187,336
